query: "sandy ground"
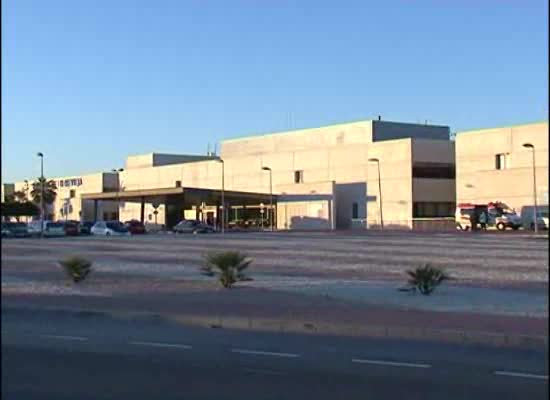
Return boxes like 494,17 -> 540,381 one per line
2,231 -> 548,316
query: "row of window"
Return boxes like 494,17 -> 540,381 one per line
413,202 -> 455,218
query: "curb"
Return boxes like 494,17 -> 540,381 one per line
2,305 -> 547,350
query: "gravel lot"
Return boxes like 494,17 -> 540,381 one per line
2,231 -> 548,317
2,230 -> 548,285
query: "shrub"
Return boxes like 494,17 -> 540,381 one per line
405,263 -> 450,295
202,251 -> 252,288
59,256 -> 92,283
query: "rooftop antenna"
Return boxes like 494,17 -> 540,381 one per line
214,143 -> 218,156
207,143 -> 211,156
378,115 -> 381,121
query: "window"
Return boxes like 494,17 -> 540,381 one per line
352,202 -> 359,219
69,189 -> 76,198
413,202 -> 455,218
412,163 -> 455,179
175,180 -> 182,188
495,153 -> 508,170
294,170 -> 303,183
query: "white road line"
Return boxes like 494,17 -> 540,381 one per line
231,348 -> 300,358
40,334 -> 89,341
129,341 -> 192,350
494,371 -> 548,380
352,358 -> 431,369
241,367 -> 288,376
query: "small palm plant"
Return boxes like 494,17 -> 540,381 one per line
201,251 -> 252,288
404,263 -> 450,295
59,256 -> 92,283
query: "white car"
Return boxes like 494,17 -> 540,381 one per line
27,221 -> 66,237
91,221 -> 131,236
531,211 -> 549,230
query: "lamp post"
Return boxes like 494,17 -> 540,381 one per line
523,143 -> 538,234
262,166 -> 273,231
368,158 -> 384,229
24,180 -> 29,222
37,152 -> 44,238
112,168 -> 124,221
216,159 -> 225,234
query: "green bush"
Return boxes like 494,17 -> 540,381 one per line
405,263 -> 450,295
202,251 -> 252,288
59,256 -> 92,283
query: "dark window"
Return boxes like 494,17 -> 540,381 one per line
70,189 -> 76,198
413,202 -> 455,218
352,202 -> 359,219
412,162 -> 455,179
175,180 -> 182,188
294,170 -> 303,183
495,154 -> 507,170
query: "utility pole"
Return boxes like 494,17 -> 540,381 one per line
37,152 -> 44,238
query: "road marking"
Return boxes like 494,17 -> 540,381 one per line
40,334 -> 89,341
241,367 -> 288,376
494,371 -> 548,380
231,348 -> 300,358
352,358 -> 431,369
129,341 -> 192,350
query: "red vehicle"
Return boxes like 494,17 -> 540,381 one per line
63,221 -> 80,236
124,220 -> 146,234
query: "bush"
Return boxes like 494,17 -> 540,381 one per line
202,251 -> 252,288
59,256 -> 92,283
405,263 -> 450,295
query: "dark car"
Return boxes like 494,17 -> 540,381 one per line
173,220 -> 215,234
125,220 -> 146,234
62,221 -> 80,236
79,221 -> 94,235
2,222 -> 30,238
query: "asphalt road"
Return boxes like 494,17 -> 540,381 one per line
2,308 -> 548,399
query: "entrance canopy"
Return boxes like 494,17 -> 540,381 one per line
81,186 -> 276,226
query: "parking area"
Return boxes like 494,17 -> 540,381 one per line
2,230 -> 548,285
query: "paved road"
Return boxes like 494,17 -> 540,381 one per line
2,308 -> 548,399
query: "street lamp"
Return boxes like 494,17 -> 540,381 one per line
112,168 -> 124,221
523,143 -> 538,234
368,158 -> 384,229
216,159 -> 225,234
37,152 -> 44,238
262,166 -> 273,231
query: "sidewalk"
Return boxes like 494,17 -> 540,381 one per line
3,286 -> 547,349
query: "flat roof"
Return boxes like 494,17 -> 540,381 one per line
456,120 -> 548,136
81,186 -> 275,202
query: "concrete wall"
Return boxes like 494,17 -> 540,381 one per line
456,121 -> 549,225
366,139 -> 413,228
276,181 -> 335,230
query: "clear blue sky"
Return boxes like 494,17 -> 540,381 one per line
2,0 -> 548,183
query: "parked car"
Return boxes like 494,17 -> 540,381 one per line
91,221 -> 131,236
79,221 -> 95,235
125,220 -> 146,234
63,221 -> 80,236
2,222 -> 30,238
173,220 -> 215,234
455,202 -> 522,231
27,221 -> 66,237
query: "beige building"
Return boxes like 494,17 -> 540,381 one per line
3,119 -> 457,230
83,119 -> 455,230
455,121 -> 549,226
7,172 -> 119,222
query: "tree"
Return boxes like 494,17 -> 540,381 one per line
13,190 -> 27,202
30,177 -> 57,206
